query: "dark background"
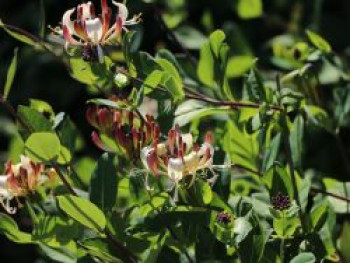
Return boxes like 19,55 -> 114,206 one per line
1,0 -> 350,261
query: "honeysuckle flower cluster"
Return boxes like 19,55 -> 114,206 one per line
0,156 -> 54,214
141,125 -> 215,201
52,0 -> 141,62
86,105 -> 159,160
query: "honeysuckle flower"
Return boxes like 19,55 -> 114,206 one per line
140,125 -> 215,201
86,105 -> 159,160
52,0 -> 141,62
0,156 -> 50,214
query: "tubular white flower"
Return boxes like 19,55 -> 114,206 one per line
0,176 -> 16,214
85,18 -> 104,45
168,157 -> 184,183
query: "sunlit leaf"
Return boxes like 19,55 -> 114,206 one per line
57,195 -> 106,232
3,48 -> 18,100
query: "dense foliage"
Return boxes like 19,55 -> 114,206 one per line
1,0 -> 350,262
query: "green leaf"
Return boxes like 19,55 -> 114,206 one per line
195,180 -> 213,205
57,195 -> 106,232
17,105 -> 53,138
174,26 -> 207,49
161,72 -> 185,102
289,115 -> 304,169
290,252 -> 316,263
3,48 -> 18,100
310,201 -> 328,232
262,133 -> 281,171
174,99 -> 228,126
39,0 -> 46,38
209,30 -> 226,58
234,217 -> 253,244
156,58 -> 184,101
33,215 -> 81,247
264,164 -> 294,199
0,213 -> 32,243
0,20 -> 41,47
223,121 -> 259,171
156,58 -> 182,85
143,70 -> 164,94
323,180 -> 350,213
197,42 -> 214,87
69,56 -> 98,85
89,153 -> 118,213
299,175 -> 312,212
237,0 -> 263,19
226,55 -> 254,78
57,146 -> 72,165
24,132 -> 60,162
273,215 -> 299,238
38,243 -> 78,263
81,238 -> 123,262
306,30 -> 331,53
29,99 -> 55,120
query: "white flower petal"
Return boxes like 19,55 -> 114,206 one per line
181,133 -> 193,150
62,8 -> 76,33
0,188 -> 16,214
79,2 -> 94,20
85,18 -> 103,44
168,157 -> 184,183
141,146 -> 154,170
112,1 -> 129,24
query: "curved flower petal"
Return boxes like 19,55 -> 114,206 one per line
141,146 -> 153,169
181,133 -> 193,151
112,1 -> 128,24
63,26 -> 81,46
62,8 -> 76,33
78,2 -> 95,21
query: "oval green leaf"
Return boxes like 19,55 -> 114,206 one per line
24,132 -> 60,162
57,195 -> 106,232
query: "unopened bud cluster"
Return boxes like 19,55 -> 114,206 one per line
271,192 -> 291,211
86,105 -> 159,160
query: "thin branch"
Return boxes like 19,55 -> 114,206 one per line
118,68 -> 283,112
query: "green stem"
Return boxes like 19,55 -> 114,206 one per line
280,237 -> 285,263
280,211 -> 285,263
